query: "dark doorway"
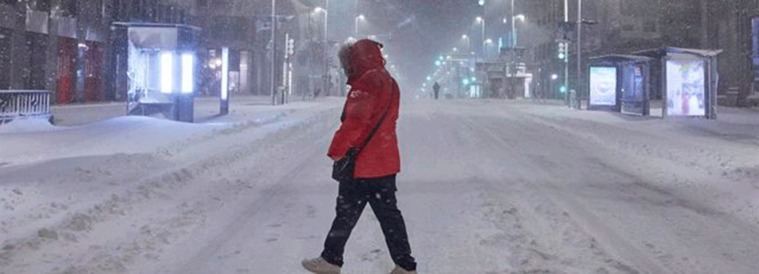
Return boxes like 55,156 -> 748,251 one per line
25,32 -> 48,90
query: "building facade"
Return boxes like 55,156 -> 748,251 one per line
525,0 -> 710,100
0,0 -> 191,104
704,0 -> 759,104
1,0 -> 318,106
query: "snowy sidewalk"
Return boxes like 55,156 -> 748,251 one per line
49,95 -> 301,126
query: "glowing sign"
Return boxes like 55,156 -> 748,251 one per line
589,66 -> 617,106
221,47 -> 229,100
181,53 -> 194,94
666,59 -> 705,116
160,51 -> 173,94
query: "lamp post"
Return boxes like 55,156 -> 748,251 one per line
271,0 -> 277,105
510,0 -> 515,47
576,0 -> 583,109
512,14 -> 525,46
314,7 -> 328,42
354,14 -> 365,37
484,38 -> 493,59
507,0 -> 526,99
564,0 -> 569,106
461,34 -> 471,53
314,6 -> 329,97
475,16 -> 485,56
570,0 -> 597,109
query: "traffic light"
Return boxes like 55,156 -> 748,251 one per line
557,42 -> 567,61
559,85 -> 567,94
286,38 -> 295,56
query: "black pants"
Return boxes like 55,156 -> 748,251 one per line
321,175 -> 417,271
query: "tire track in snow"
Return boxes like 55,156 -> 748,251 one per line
459,112 -> 667,274
168,121 -> 335,274
509,110 -> 759,273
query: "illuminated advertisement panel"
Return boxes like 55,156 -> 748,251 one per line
666,58 -> 705,116
589,66 -> 617,106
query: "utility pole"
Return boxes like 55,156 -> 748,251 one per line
564,0 -> 569,106
323,0 -> 330,97
509,0 -> 515,99
700,0 -> 709,48
510,0 -> 516,47
270,0 -> 277,105
575,0 -> 582,109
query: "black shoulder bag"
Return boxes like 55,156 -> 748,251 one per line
332,90 -> 394,182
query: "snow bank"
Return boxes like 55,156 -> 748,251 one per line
0,116 -> 226,166
0,118 -> 58,134
1,98 -> 342,168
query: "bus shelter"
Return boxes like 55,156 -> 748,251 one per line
111,22 -> 201,122
588,55 -> 653,116
635,47 -> 722,119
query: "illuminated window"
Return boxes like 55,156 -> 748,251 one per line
221,47 -> 229,100
160,51 -> 173,94
181,53 -> 194,94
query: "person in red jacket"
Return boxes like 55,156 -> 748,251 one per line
302,39 -> 417,274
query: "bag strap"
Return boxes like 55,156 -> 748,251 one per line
355,81 -> 395,153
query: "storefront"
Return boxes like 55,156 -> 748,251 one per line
83,41 -> 105,102
56,37 -> 77,104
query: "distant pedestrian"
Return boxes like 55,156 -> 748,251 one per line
302,39 -> 417,274
433,82 -> 440,100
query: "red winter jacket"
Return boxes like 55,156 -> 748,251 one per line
327,39 -> 401,179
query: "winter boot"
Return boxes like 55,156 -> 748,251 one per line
301,257 -> 341,274
390,265 -> 417,274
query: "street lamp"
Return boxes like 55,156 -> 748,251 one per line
313,6 -> 329,96
354,14 -> 365,36
461,34 -> 470,53
573,0 -> 598,109
511,14 -> 526,46
475,16 -> 485,56
271,0 -> 276,105
484,38 -> 493,58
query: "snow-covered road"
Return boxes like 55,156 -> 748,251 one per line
2,99 -> 759,273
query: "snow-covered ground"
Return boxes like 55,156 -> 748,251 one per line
1,98 -> 759,273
